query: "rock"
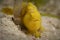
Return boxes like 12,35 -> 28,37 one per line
0,16 -> 28,40
0,13 -> 60,40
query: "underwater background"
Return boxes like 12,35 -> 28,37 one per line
0,0 -> 60,40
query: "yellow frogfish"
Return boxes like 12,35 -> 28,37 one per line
22,2 -> 44,38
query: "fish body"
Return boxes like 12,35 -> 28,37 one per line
23,3 -> 44,38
